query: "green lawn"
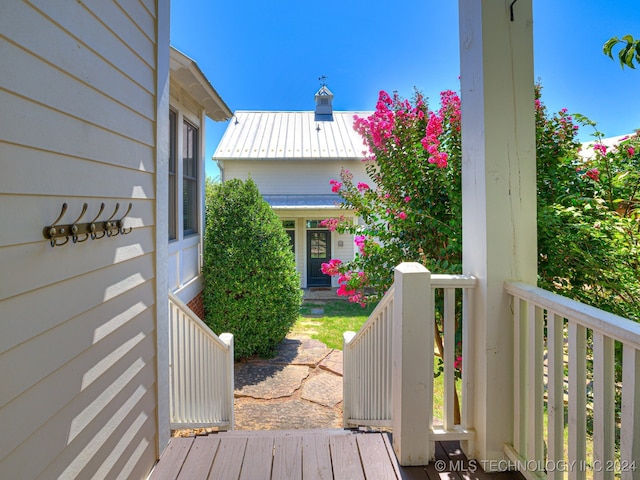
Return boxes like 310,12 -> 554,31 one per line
292,299 -> 451,422
292,300 -> 376,350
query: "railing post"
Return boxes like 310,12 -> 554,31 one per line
392,262 -> 433,465
342,331 -> 356,427
220,333 -> 234,430
621,347 -> 640,480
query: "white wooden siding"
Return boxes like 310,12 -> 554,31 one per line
0,2 -> 161,479
224,159 -> 370,195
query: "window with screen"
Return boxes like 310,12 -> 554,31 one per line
168,110 -> 177,240
183,120 -> 198,236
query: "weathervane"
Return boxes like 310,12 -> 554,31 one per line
318,75 -> 328,87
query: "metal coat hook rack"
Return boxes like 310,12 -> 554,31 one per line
44,202 -> 133,247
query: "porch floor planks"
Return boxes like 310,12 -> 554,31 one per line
328,434 -> 366,480
176,436 -> 220,480
239,436 -> 275,480
272,435 -> 303,479
207,436 -> 247,479
301,434 -> 333,480
356,433 -> 398,480
149,437 -> 193,480
151,430 -> 525,480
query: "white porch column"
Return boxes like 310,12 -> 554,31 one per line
458,0 -> 537,465
155,0 -> 171,457
392,262 -> 433,465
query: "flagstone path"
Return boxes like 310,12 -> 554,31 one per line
233,334 -> 345,430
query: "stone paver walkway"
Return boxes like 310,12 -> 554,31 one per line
233,335 -> 344,430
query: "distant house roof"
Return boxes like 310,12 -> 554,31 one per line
213,111 -> 372,160
169,47 -> 232,121
262,194 -> 341,209
579,133 -> 636,161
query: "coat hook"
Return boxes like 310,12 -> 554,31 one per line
71,203 -> 89,243
89,203 -> 106,240
105,203 -> 120,237
509,0 -> 518,21
45,203 -> 69,247
117,202 -> 133,235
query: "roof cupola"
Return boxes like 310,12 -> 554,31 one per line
314,78 -> 334,121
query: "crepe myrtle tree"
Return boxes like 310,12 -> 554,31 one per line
322,86 -> 640,422
203,177 -> 302,359
320,89 -> 462,305
323,85 -> 640,319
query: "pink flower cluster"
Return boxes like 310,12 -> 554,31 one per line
319,218 -> 339,231
585,168 -> 600,182
320,258 -> 342,276
354,235 -> 366,255
353,90 -> 432,160
593,143 -> 607,156
353,91 -> 397,152
454,356 -> 463,371
336,270 -> 368,306
418,90 -> 460,169
357,182 -> 370,192
330,179 -> 342,193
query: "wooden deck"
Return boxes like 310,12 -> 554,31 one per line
149,429 -> 525,480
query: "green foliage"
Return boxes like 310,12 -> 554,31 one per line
203,178 -> 302,359
325,85 -> 640,323
604,35 -> 640,69
537,98 -> 640,320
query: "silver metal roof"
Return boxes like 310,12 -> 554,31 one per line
213,111 -> 372,160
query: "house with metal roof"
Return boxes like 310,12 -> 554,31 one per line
213,86 -> 373,288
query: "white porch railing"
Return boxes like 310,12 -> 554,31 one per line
168,292 -> 234,430
343,285 -> 395,429
343,263 -> 477,464
505,282 -> 640,480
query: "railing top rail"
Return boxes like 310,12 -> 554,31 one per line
344,274 -> 477,348
344,285 -> 395,347
506,281 -> 640,350
431,274 -> 477,288
168,291 -> 231,351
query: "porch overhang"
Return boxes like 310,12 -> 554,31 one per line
262,194 -> 342,209
169,46 -> 232,121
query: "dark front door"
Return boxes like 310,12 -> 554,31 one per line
307,230 -> 331,287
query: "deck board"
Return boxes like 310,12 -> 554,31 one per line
356,433 -> 398,480
208,436 -> 247,480
149,437 -> 193,480
302,434 -> 333,480
272,435 -> 303,479
176,436 -> 219,480
382,432 -> 430,480
150,431 -> 525,480
239,435 -> 274,480
329,434 -> 366,480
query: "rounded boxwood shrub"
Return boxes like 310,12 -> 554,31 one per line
203,178 -> 302,359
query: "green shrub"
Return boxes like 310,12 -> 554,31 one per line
203,178 -> 302,359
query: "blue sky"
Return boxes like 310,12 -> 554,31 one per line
170,1 -> 639,179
